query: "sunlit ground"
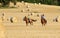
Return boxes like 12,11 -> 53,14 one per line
0,2 -> 60,38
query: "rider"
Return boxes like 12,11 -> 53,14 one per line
41,14 -> 45,19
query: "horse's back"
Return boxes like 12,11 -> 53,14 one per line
41,18 -> 47,24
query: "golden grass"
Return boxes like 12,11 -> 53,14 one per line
0,2 -> 60,38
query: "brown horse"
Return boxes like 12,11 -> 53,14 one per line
41,18 -> 47,26
23,16 -> 37,26
41,14 -> 47,26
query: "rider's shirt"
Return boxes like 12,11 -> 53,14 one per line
41,15 -> 45,19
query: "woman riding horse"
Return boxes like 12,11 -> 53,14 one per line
41,14 -> 47,26
23,16 -> 37,26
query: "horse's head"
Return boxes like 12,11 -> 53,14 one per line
23,16 -> 27,21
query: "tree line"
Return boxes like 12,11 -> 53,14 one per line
18,0 -> 60,5
0,0 -> 60,7
0,0 -> 17,7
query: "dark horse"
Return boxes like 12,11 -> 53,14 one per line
23,16 -> 37,26
41,14 -> 47,26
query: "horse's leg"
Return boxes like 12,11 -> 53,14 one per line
26,23 -> 28,26
41,22 -> 44,26
44,23 -> 45,26
26,22 -> 28,26
30,22 -> 31,25
41,22 -> 45,26
42,24 -> 45,26
44,20 -> 47,26
30,21 -> 33,25
42,20 -> 46,26
31,22 -> 33,25
42,24 -> 44,26
43,22 -> 47,26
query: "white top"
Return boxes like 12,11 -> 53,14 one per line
41,15 -> 45,19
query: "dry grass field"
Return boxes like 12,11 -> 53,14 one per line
0,2 -> 60,38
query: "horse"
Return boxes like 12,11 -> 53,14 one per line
23,16 -> 37,26
41,18 -> 47,26
41,14 -> 47,26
